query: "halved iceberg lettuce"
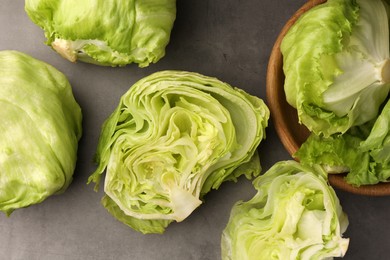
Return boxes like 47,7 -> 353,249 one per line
221,161 -> 349,260
88,71 -> 269,233
281,0 -> 390,137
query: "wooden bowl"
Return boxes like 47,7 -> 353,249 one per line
266,0 -> 390,196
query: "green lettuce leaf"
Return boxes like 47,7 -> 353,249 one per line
0,50 -> 82,215
296,97 -> 390,186
221,161 -> 349,260
25,0 -> 176,67
281,0 -> 390,137
88,70 -> 269,234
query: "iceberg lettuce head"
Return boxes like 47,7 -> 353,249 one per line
0,50 -> 82,215
25,0 -> 176,67
88,71 -> 269,234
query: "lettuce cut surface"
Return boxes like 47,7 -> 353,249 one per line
88,71 -> 269,234
25,0 -> 176,67
281,0 -> 390,137
221,161 -> 349,260
0,50 -> 82,215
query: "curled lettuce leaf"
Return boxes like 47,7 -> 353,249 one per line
221,161 -> 349,260
296,97 -> 390,186
281,0 -> 390,137
25,0 -> 176,67
0,50 -> 82,215
88,71 -> 269,234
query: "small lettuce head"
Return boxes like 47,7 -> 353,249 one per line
88,70 -> 269,234
25,0 -> 176,67
0,50 -> 82,215
221,161 -> 349,260
281,0 -> 390,137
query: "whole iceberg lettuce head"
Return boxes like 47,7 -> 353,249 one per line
0,50 -> 82,215
88,71 -> 269,234
221,161 -> 349,260
25,0 -> 176,67
281,0 -> 390,137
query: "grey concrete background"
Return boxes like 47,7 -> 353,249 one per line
1,0 -> 389,259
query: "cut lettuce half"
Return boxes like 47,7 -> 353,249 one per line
221,161 -> 349,260
88,71 -> 269,234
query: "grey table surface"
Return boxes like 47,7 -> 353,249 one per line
1,1 -> 389,259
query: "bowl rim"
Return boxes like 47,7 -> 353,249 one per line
266,0 -> 390,196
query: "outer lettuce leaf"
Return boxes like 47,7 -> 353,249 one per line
281,0 -> 390,137
296,98 -> 390,186
88,71 -> 269,234
0,50 -> 82,215
25,0 -> 176,67
221,161 -> 349,260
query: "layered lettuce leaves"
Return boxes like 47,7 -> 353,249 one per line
282,0 -> 390,185
221,161 -> 349,260
296,97 -> 390,186
88,71 -> 269,234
